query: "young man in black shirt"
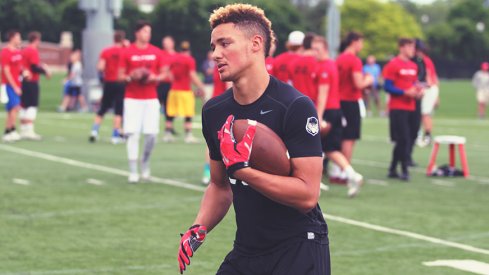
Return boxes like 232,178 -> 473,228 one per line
177,3 -> 330,275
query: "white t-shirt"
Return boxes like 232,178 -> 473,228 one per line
472,71 -> 489,90
70,61 -> 83,86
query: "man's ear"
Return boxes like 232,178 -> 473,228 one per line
251,34 -> 264,54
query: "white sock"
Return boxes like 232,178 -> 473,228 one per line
128,159 -> 138,174
344,165 -> 356,179
126,133 -> 140,161
142,134 -> 156,165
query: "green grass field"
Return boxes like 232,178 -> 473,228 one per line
1,75 -> 488,275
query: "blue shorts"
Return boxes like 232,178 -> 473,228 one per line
63,81 -> 71,95
5,85 -> 21,111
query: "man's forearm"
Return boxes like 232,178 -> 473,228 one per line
233,158 -> 322,213
316,85 -> 329,120
193,182 -> 232,232
4,67 -> 20,91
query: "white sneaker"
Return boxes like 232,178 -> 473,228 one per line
21,131 -> 42,141
320,182 -> 330,192
9,131 -> 21,141
184,133 -> 199,144
2,133 -> 13,143
128,173 -> 140,183
162,131 -> 175,143
141,167 -> 151,181
347,172 -> 363,198
111,136 -> 123,145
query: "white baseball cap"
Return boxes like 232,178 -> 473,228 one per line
288,31 -> 305,46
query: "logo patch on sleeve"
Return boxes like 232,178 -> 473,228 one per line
305,117 -> 319,136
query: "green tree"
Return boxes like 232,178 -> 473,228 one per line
340,0 -> 423,59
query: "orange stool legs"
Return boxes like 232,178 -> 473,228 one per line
449,144 -> 456,168
458,144 -> 470,178
426,142 -> 440,176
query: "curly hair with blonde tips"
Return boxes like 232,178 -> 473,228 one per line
209,3 -> 273,57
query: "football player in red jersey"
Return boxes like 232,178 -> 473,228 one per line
271,30 -> 304,83
334,32 -> 373,181
163,41 -> 206,143
265,31 -> 277,75
383,38 -> 423,181
119,20 -> 168,183
89,30 -> 126,144
313,36 -> 363,197
20,31 -> 51,140
289,33 -> 319,101
2,30 -> 25,142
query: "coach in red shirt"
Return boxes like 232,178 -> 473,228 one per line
383,38 -> 423,181
336,32 -> 373,163
89,30 -> 126,144
272,30 -> 304,83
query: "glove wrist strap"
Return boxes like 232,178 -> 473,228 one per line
227,162 -> 249,177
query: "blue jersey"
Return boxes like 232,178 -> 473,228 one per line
363,63 -> 381,86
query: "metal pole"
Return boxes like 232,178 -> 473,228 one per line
326,0 -> 341,58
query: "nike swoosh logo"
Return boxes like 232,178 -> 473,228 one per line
260,110 -> 273,115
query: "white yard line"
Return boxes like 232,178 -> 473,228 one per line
86,178 -> 104,186
1,144 -> 489,257
366,179 -> 389,186
423,259 -> 489,275
12,178 -> 30,185
430,179 -> 455,187
0,264 -> 172,275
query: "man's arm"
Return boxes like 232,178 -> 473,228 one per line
193,160 -> 233,232
190,71 -> 206,91
234,156 -> 322,214
353,71 -> 373,90
316,83 -> 329,121
3,65 -> 21,95
97,58 -> 106,72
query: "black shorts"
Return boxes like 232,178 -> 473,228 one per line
21,81 -> 40,108
67,86 -> 81,97
97,81 -> 125,116
340,100 -> 361,140
157,82 -> 171,105
389,109 -> 415,143
322,109 -> 343,153
217,234 -> 330,275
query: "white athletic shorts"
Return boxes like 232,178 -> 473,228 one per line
123,98 -> 160,134
477,89 -> 489,104
421,85 -> 439,115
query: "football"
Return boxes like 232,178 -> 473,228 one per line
232,119 -> 291,176
130,67 -> 151,83
320,120 -> 332,137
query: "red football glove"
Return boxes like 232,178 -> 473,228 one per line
178,224 -> 207,274
217,115 -> 256,176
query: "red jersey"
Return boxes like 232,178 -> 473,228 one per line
336,51 -> 363,101
213,66 -> 227,97
423,55 -> 438,84
22,46 -> 40,82
161,50 -> 175,82
1,47 -> 23,87
317,59 -> 340,110
170,53 -> 196,91
100,45 -> 123,82
382,56 -> 418,111
120,43 -> 163,99
265,56 -> 274,75
272,51 -> 298,83
289,55 -> 318,102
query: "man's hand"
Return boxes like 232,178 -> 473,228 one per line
14,86 -> 22,96
217,115 -> 256,177
404,87 -> 418,98
178,224 -> 207,274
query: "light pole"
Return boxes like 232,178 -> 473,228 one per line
326,0 -> 341,58
79,0 -> 123,108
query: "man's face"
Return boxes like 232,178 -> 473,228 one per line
136,26 -> 151,44
11,33 -> 21,47
367,56 -> 375,64
354,39 -> 364,52
311,41 -> 324,59
401,43 -> 415,58
211,23 -> 255,82
163,37 -> 174,51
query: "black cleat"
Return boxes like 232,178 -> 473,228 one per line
89,136 -> 96,143
387,170 -> 400,179
407,160 -> 418,167
400,173 -> 410,181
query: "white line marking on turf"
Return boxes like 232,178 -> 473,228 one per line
53,136 -> 66,142
323,214 -> 489,256
431,179 -> 455,187
0,264 -> 172,275
86,178 -> 104,185
2,144 -> 489,256
423,259 -> 489,275
0,144 -> 205,192
12,178 -> 30,185
366,179 -> 389,186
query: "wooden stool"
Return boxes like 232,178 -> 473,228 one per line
426,135 -> 469,178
